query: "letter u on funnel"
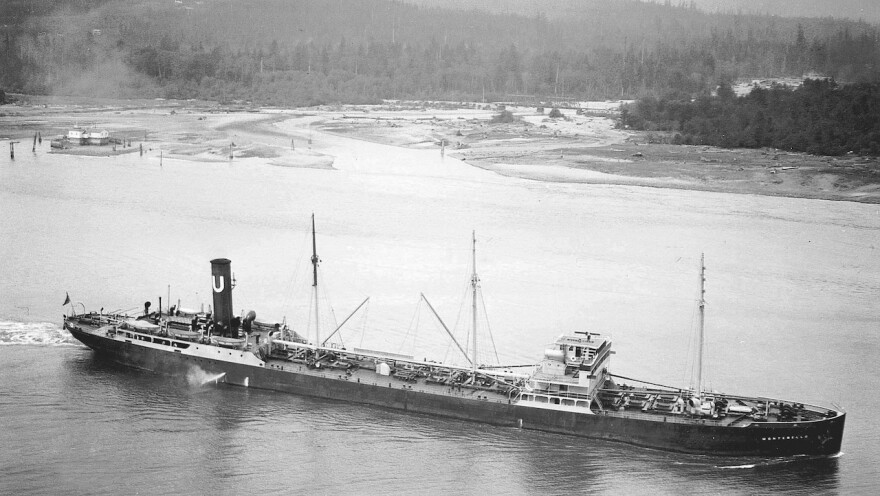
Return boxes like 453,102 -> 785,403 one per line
213,275 -> 225,293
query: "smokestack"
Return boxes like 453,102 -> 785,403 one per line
211,258 -> 233,337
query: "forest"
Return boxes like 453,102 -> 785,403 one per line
620,79 -> 880,156
1,0 -> 879,106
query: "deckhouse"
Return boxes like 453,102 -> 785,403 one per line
518,332 -> 612,412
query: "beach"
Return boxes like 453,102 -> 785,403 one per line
2,96 -> 877,204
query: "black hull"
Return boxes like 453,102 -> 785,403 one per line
69,326 -> 845,457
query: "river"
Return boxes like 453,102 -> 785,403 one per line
1,115 -> 878,494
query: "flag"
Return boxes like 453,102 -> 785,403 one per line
63,292 -> 70,306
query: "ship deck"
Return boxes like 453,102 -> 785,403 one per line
66,312 -> 839,429
224,333 -> 838,428
262,355 -> 519,405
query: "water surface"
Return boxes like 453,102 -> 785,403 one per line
1,123 -> 877,494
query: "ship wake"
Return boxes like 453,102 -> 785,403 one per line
715,452 -> 844,469
0,320 -> 79,347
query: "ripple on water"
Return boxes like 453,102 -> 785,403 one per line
0,320 -> 78,347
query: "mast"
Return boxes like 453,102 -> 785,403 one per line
471,231 -> 479,373
311,214 -> 320,347
696,253 -> 706,399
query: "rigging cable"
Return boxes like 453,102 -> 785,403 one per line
306,289 -> 315,343
444,276 -> 472,365
319,270 -> 340,344
284,220 -> 314,314
400,296 -> 423,356
478,287 -> 500,365
685,283 -> 703,393
358,299 -> 370,349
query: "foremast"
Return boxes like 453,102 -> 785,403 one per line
695,254 -> 706,401
470,230 -> 479,374
311,213 -> 320,347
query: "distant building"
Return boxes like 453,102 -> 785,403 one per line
67,126 -> 110,145
68,127 -> 85,141
87,129 -> 110,145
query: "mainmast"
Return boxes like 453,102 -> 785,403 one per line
471,231 -> 479,373
696,253 -> 706,399
311,214 -> 320,347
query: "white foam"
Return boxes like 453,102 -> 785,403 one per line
0,320 -> 79,347
186,366 -> 226,386
717,463 -> 757,470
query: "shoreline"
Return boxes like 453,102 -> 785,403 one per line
312,105 -> 880,204
1,97 -> 877,203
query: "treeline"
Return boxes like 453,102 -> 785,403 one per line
0,0 -> 111,21
1,0 -> 880,106
620,79 -> 880,156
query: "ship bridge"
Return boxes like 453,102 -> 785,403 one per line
519,331 -> 613,413
537,332 -> 612,379
553,332 -> 611,371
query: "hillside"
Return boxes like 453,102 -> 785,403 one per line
1,0 -> 878,104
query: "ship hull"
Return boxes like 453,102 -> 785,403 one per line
68,325 -> 844,458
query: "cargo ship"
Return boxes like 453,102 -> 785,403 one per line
63,218 -> 845,457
